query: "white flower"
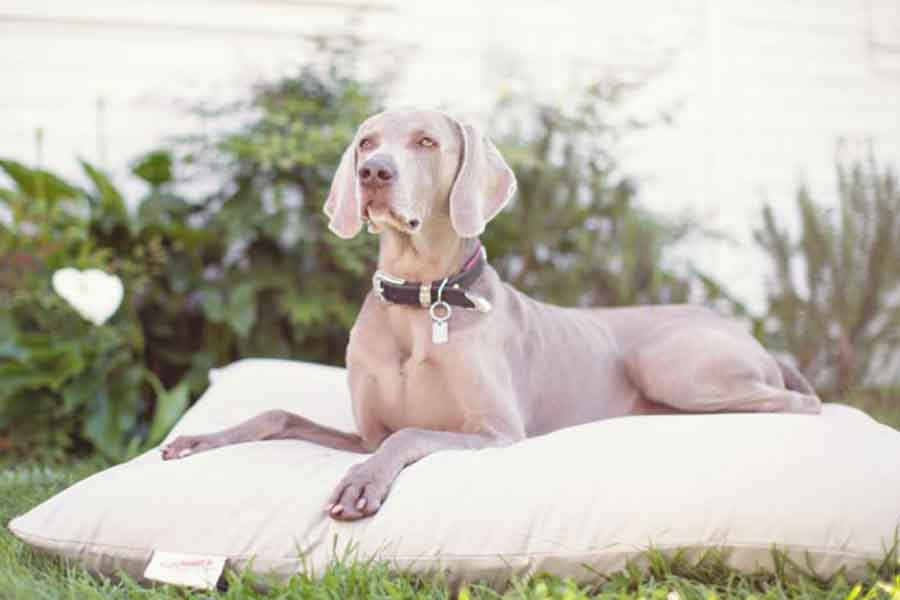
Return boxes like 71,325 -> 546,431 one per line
51,268 -> 124,326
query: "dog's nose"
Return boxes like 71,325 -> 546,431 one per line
358,156 -> 396,188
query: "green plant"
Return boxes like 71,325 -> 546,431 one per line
755,157 -> 900,394
483,83 -> 716,308
0,160 -> 188,460
0,50 -> 385,459
170,61 -> 384,366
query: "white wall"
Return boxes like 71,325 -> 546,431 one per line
2,0 -> 900,310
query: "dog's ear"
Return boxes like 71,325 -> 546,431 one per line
448,121 -> 517,238
323,143 -> 362,239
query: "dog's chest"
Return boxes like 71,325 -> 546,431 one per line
348,307 -> 469,434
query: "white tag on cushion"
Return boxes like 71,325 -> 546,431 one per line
144,551 -> 226,589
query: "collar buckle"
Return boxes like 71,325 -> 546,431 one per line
372,270 -> 405,304
464,291 -> 492,313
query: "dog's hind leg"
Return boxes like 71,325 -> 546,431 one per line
623,327 -> 822,415
674,381 -> 822,414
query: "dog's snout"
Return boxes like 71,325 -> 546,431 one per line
358,156 -> 396,187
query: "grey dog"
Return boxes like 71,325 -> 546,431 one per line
162,109 -> 821,521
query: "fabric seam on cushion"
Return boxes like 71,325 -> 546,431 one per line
383,541 -> 888,561
9,526 -> 891,562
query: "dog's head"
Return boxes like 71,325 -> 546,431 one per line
324,109 -> 517,240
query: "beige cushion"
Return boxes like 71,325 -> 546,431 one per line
9,359 -> 900,587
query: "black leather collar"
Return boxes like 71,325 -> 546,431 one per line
371,245 -> 492,312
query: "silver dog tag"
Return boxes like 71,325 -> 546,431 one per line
429,301 -> 451,345
432,320 -> 448,344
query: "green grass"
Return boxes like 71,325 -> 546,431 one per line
2,400 -> 899,599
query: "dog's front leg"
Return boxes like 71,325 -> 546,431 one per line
161,409 -> 369,460
326,428 -> 514,521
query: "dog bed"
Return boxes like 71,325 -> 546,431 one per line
9,359 -> 900,588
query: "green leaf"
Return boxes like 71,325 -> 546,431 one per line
228,282 -> 257,338
82,365 -> 143,461
159,253 -> 191,295
0,361 -> 61,396
0,158 -> 80,201
80,159 -> 131,234
0,342 -> 27,362
0,338 -> 86,396
136,192 -> 191,228
200,289 -> 227,322
131,150 -> 173,187
284,294 -> 329,328
81,387 -> 121,459
61,372 -> 102,414
145,378 -> 190,447
184,351 -> 214,393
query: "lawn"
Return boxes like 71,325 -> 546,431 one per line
2,401 -> 898,600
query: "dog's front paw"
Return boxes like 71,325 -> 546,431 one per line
325,460 -> 392,521
160,434 -> 223,460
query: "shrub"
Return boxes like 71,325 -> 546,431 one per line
0,58 -> 383,459
755,157 -> 900,393
484,83 -> 714,307
0,159 -> 186,460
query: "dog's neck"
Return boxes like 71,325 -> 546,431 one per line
377,220 -> 478,283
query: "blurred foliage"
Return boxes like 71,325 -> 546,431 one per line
756,158 -> 900,394
1,57 -> 733,459
171,64 -> 382,364
1,55 -> 382,460
484,84 -> 716,307
0,159 -> 189,460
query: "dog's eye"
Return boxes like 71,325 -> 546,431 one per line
358,138 -> 374,151
418,137 -> 437,148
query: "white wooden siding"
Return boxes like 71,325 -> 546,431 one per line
2,0 -> 899,310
